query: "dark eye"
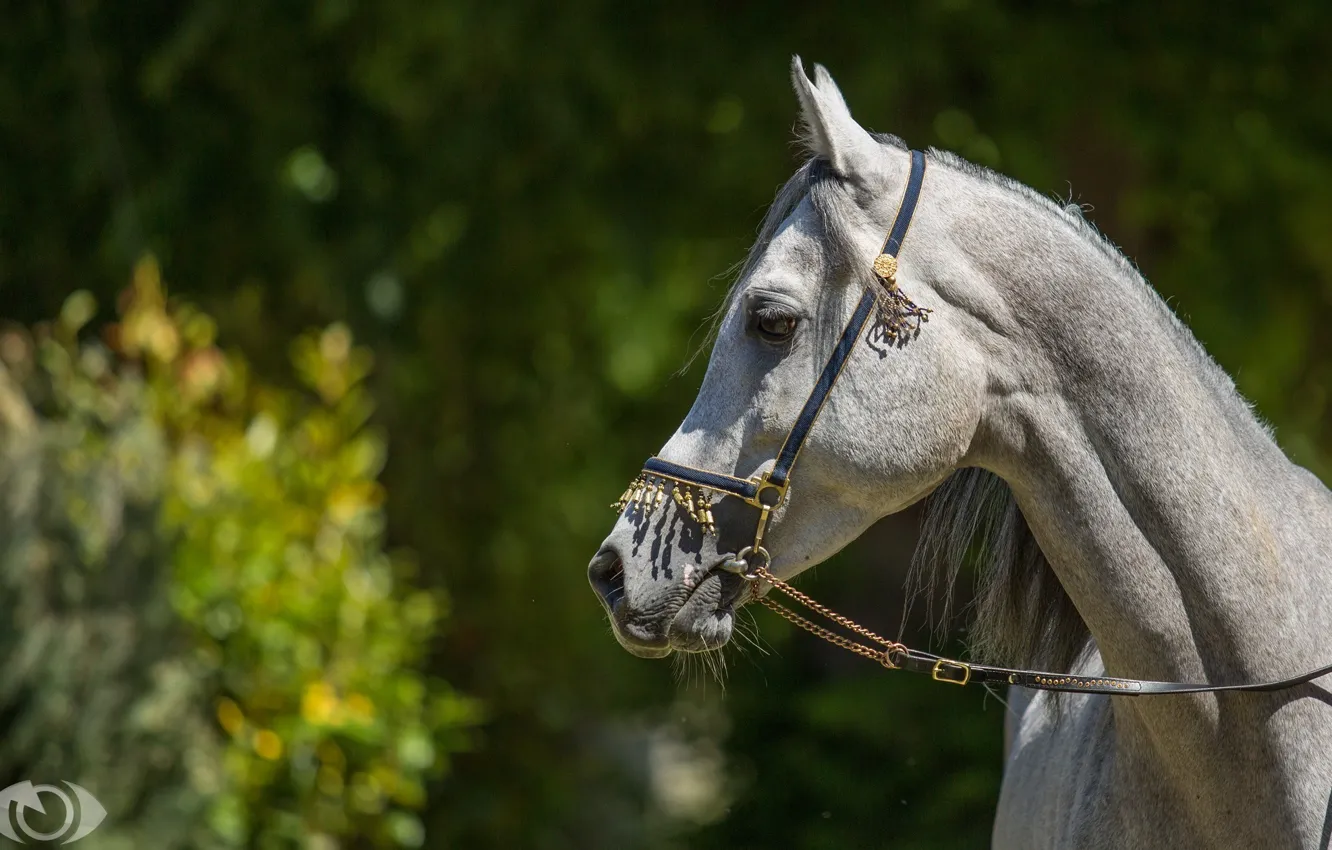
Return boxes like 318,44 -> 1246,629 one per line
755,309 -> 799,342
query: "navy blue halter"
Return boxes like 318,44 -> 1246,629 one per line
636,150 -> 928,569
614,150 -> 1332,697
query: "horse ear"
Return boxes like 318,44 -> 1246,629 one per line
790,57 -> 881,181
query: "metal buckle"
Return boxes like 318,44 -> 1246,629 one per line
744,472 -> 787,510
931,659 -> 972,686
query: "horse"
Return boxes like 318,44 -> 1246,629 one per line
588,58 -> 1332,848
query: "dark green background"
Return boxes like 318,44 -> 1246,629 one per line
4,2 -> 1331,847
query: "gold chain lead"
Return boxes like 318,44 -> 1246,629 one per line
750,565 -> 905,669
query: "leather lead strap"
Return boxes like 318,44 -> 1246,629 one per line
894,649 -> 1332,696
752,565 -> 1332,697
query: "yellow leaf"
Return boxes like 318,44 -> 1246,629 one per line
253,729 -> 284,761
302,681 -> 340,725
217,698 -> 245,736
346,693 -> 376,725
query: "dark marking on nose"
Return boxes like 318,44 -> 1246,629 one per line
660,520 -> 677,577
648,509 -> 676,581
630,511 -> 650,555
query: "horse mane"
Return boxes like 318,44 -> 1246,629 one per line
913,467 -> 1090,674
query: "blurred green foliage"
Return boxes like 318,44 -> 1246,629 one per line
1,259 -> 477,847
2,1 -> 1332,848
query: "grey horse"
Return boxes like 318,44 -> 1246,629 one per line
588,58 -> 1332,848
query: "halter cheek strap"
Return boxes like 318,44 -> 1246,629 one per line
767,149 -> 929,492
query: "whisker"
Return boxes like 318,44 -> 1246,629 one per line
672,651 -> 692,689
706,646 -> 728,691
733,607 -> 773,656
729,620 -> 760,658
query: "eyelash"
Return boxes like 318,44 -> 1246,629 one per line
752,306 -> 800,342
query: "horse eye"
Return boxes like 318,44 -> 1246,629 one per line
755,311 -> 799,342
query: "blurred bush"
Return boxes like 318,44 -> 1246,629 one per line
0,256 -> 477,848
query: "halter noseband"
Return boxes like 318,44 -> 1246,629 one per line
609,149 -> 1332,698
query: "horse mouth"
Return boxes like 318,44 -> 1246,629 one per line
589,548 -> 747,657
664,561 -> 751,654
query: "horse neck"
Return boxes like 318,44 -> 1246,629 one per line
946,181 -> 1332,694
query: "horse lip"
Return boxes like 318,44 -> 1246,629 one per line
613,616 -> 674,658
616,635 -> 673,659
708,558 -> 755,609
681,558 -> 728,602
665,602 -> 736,653
664,563 -> 748,651
666,559 -> 744,614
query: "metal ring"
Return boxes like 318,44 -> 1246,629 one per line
883,645 -> 908,670
746,546 -> 771,571
717,546 -> 770,580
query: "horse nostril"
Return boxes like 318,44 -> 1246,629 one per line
588,547 -> 625,614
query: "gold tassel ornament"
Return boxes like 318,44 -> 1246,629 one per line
612,475 -> 719,536
871,252 -> 931,341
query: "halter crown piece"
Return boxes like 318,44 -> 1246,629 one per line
610,149 -> 1332,698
